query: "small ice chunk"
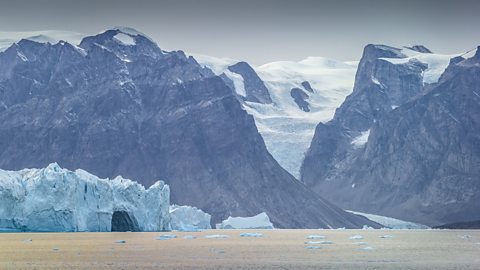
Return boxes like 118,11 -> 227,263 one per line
305,246 -> 321,249
204,234 -> 230,239
306,235 -> 326,239
240,232 -> 264,237
379,234 -> 394,238
460,235 -> 472,240
352,242 -> 368,246
361,246 -> 375,251
52,247 -> 60,251
209,248 -> 225,254
183,235 -> 197,239
156,234 -> 177,240
23,238 -> 32,243
349,235 -> 363,240
304,241 -> 333,245
115,240 -> 126,244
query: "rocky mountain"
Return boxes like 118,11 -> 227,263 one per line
301,44 -> 479,226
0,28 -> 379,229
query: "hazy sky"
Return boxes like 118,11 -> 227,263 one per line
0,0 -> 479,64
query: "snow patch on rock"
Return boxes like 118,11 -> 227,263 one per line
113,33 -> 136,46
351,129 -> 370,148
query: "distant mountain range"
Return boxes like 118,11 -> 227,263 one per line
0,28 -> 378,229
0,28 -> 478,228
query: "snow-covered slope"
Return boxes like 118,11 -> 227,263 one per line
377,45 -> 459,84
216,212 -> 274,229
169,205 -> 211,231
0,163 -> 170,232
0,30 -> 84,52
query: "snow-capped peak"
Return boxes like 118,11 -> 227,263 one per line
0,30 -> 84,52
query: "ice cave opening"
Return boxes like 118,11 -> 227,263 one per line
111,211 -> 140,232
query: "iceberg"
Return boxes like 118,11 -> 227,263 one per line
216,212 -> 274,229
0,163 -> 170,232
169,205 -> 211,231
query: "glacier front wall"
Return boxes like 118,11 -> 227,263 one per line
0,163 -> 170,232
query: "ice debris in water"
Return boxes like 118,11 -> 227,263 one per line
306,235 -> 326,239
379,234 -> 394,238
361,246 -> 376,251
305,241 -> 333,245
349,235 -> 363,240
23,238 -> 32,243
115,240 -> 126,244
52,247 -> 60,251
183,235 -> 197,239
240,232 -> 264,238
460,235 -> 472,240
305,246 -> 321,249
156,234 -> 177,240
204,234 -> 230,239
352,242 -> 368,246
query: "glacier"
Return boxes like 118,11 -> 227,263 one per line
0,163 -> 170,232
169,205 -> 211,231
216,212 -> 274,229
193,54 -> 357,178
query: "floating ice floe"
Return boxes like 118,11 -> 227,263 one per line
115,240 -> 126,244
240,232 -> 264,238
156,234 -> 177,240
352,242 -> 368,246
183,235 -> 197,239
204,234 -> 230,239
349,235 -> 363,240
306,235 -> 326,239
305,246 -> 321,249
216,212 -> 274,229
169,205 -> 211,231
379,234 -> 394,238
361,246 -> 375,251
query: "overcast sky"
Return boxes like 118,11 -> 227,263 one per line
0,0 -> 479,64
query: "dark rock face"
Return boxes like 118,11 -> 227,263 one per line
302,45 -> 480,226
434,220 -> 480,229
301,81 -> 315,93
0,29 -> 378,229
290,87 -> 310,112
227,61 -> 273,104
302,44 -> 428,187
405,45 -> 432,53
